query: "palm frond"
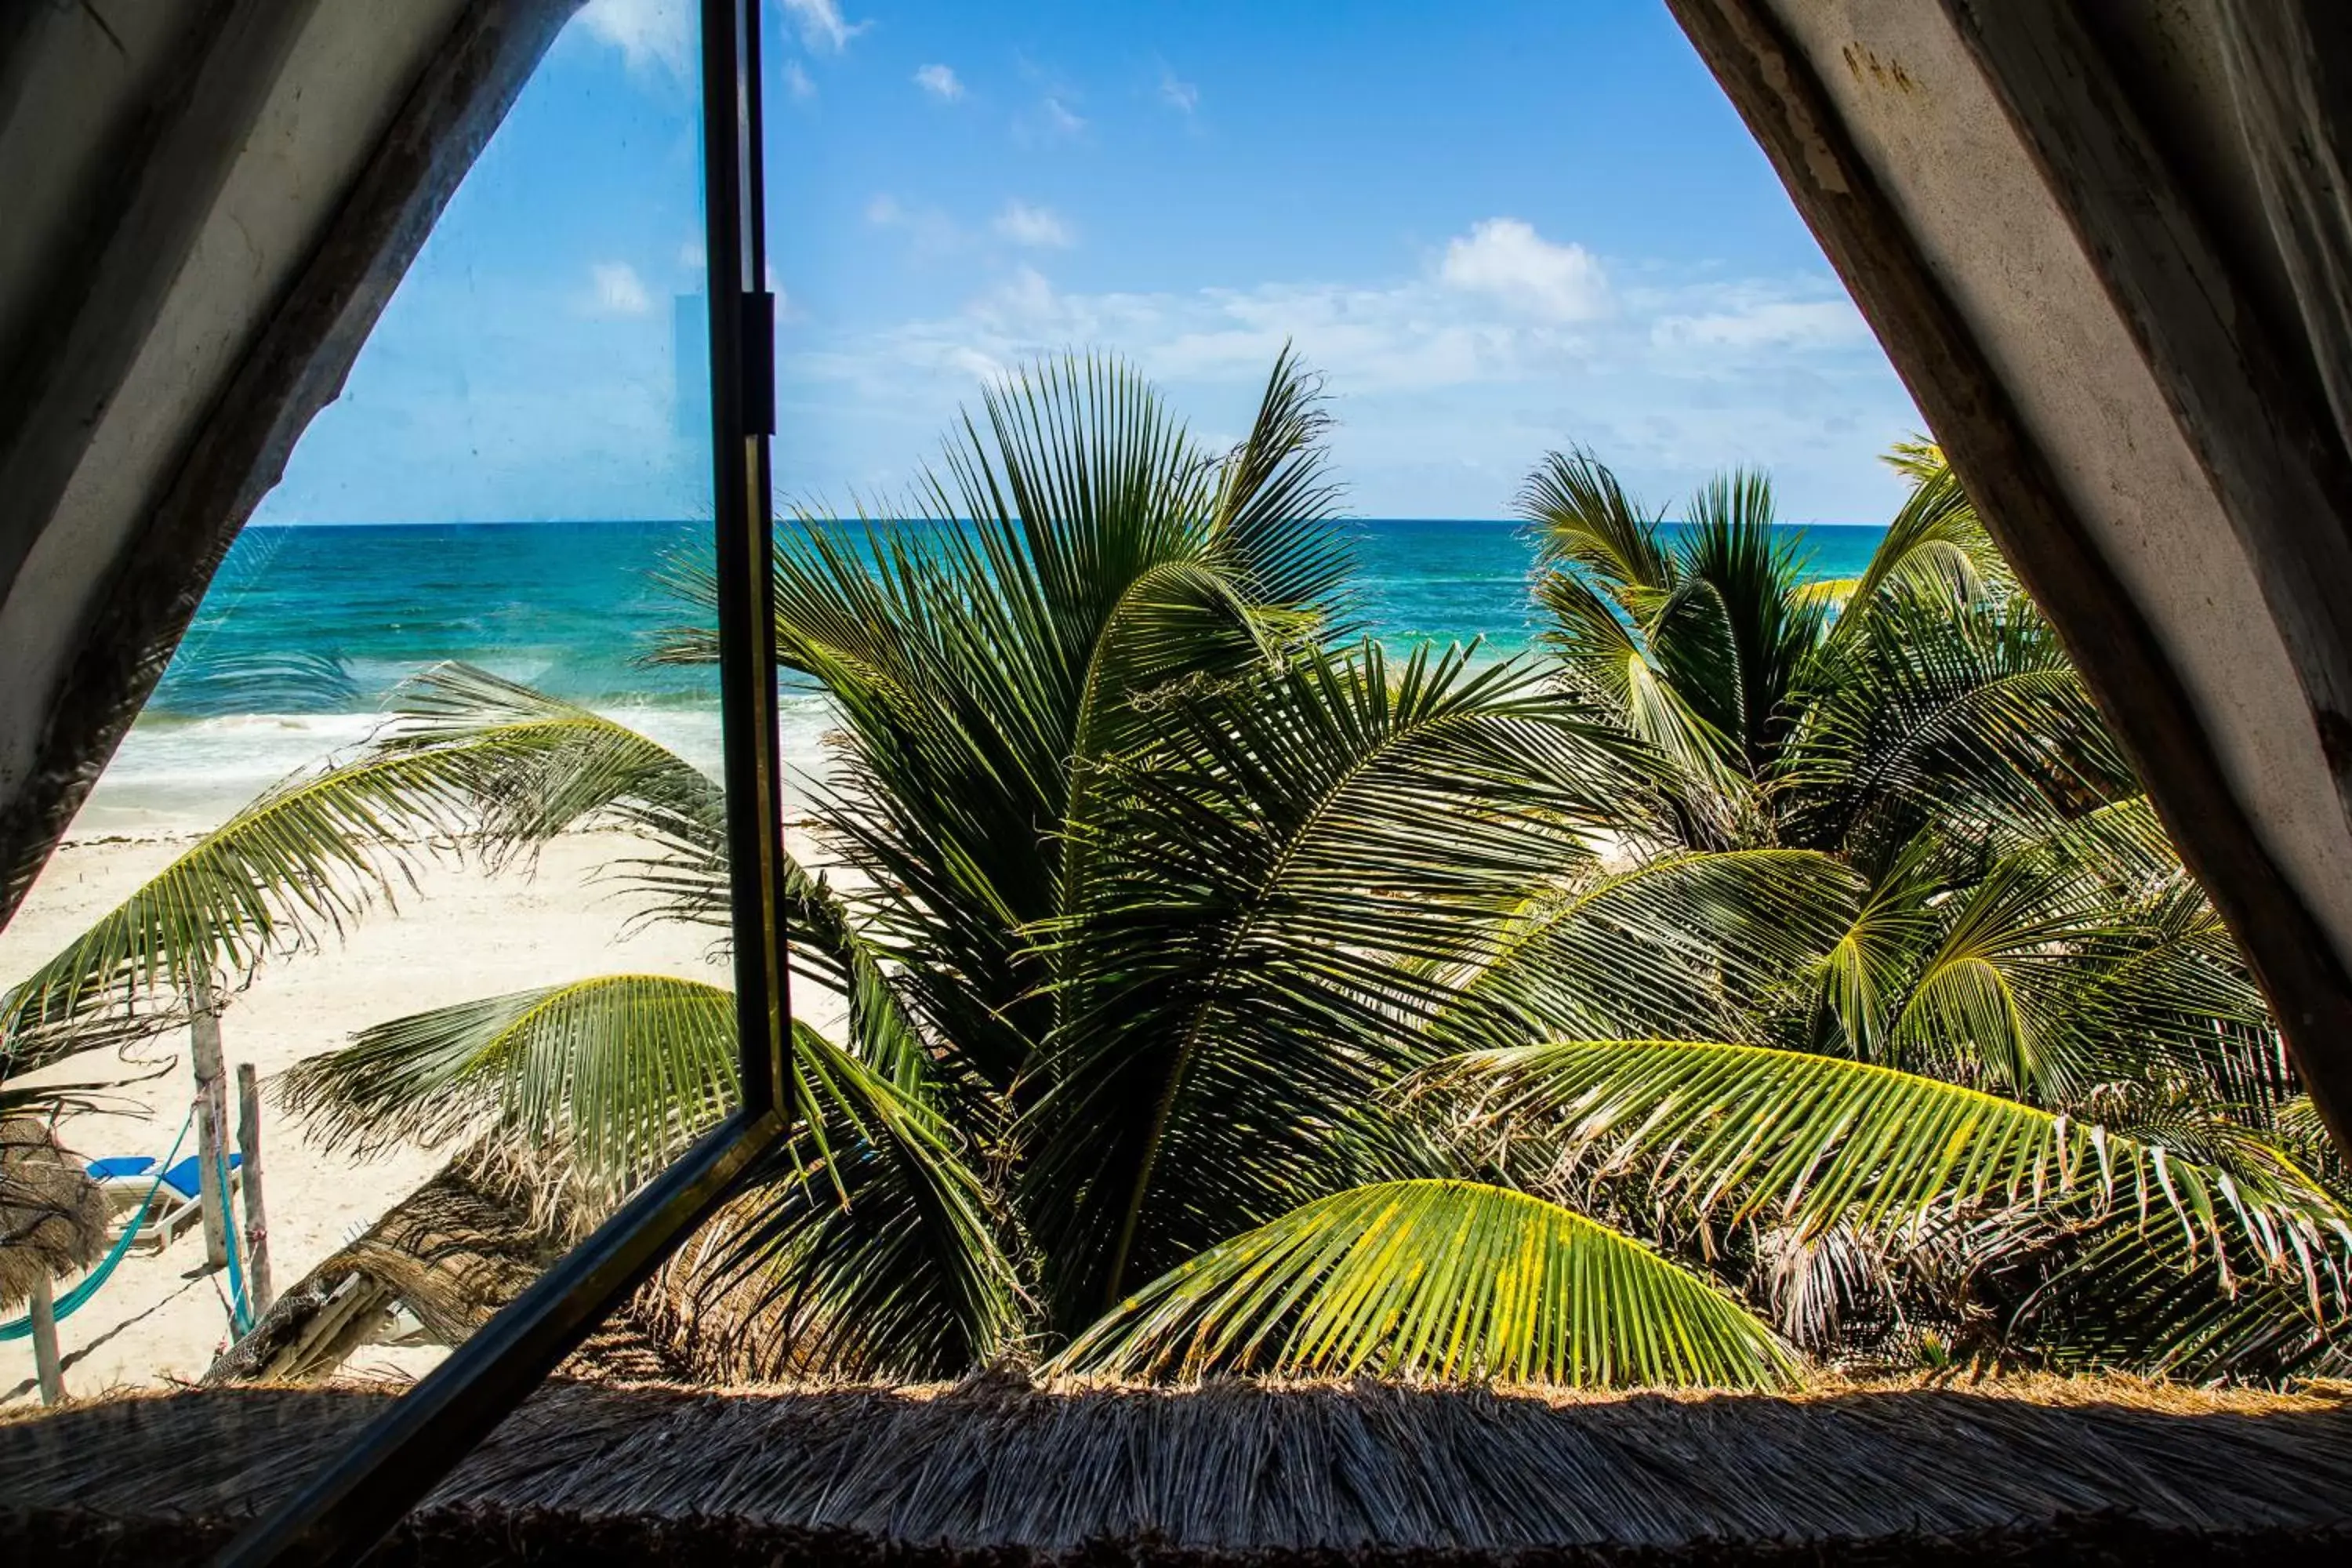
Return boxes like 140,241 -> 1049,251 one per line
696,354 -> 1354,1097
1055,1178 -> 1796,1388
1534,568 -> 1746,826
1022,643 -> 1635,1323
1881,436 -> 1949,485
1886,855 -> 2100,1094
1787,595 -> 2130,855
379,662 -> 727,864
0,661 -> 735,1077
1434,848 -> 1863,1049
681,1021 -> 1022,1378
1876,802 -> 2254,1102
1430,1041 -> 2350,1283
279,974 -> 740,1205
1824,459 -> 2009,643
2003,1211 -> 2351,1381
1805,836 -> 1942,1056
0,750 -> 481,1068
1653,470 -> 1827,774
780,855 -> 947,1102
1518,447 -> 1673,609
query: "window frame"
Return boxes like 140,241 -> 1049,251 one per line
216,2 -> 789,1559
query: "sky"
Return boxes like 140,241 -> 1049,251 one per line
257,0 -> 1926,526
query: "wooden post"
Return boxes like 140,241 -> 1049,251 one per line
30,1272 -> 65,1406
191,971 -> 230,1270
237,1062 -> 274,1315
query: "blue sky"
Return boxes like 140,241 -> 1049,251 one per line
259,0 -> 1925,525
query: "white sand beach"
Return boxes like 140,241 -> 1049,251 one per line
0,822 -> 758,1407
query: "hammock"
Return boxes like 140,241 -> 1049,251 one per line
0,1105 -> 194,1344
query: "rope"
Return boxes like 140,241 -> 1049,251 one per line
214,1124 -> 252,1336
0,1105 -> 196,1343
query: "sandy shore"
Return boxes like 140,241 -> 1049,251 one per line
0,825 -> 775,1407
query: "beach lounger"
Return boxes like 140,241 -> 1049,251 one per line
86,1152 -> 243,1254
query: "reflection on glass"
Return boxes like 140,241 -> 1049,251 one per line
0,7 -> 728,1403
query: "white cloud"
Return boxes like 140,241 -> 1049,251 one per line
779,0 -> 864,53
1439,219 -> 1610,324
779,219 -> 1918,517
1160,71 -> 1199,114
913,266 -> 1530,395
993,201 -> 1074,249
1651,298 -> 1868,350
782,59 -> 816,100
678,238 -> 706,270
588,262 -> 654,316
579,0 -> 690,74
914,63 -> 964,101
1041,96 -> 1085,137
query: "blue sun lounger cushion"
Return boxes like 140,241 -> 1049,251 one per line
162,1152 -> 240,1199
88,1153 -> 241,1197
85,1152 -> 243,1250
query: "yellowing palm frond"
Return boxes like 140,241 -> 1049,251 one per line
1057,1178 -> 1795,1388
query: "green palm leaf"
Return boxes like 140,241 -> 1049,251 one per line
1519,446 -> 1674,608
1822,457 -> 2009,645
2,750 -> 476,1068
1806,837 -> 1941,1054
1022,643 -> 1633,1323
1875,801 -> 2253,1101
1434,848 -> 1863,1049
2013,1212 -> 2351,1379
1788,595 -> 2129,855
1055,1178 -> 1796,1388
680,1020 -> 1021,1379
279,973 -> 741,1203
0,660 -> 730,1076
379,662 -> 728,871
667,353 -> 1353,1094
280,960 -> 1017,1375
1535,568 -> 1746,829
1653,470 -> 1827,775
1429,1040 -> 2350,1279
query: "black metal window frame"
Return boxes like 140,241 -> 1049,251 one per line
219,2 -> 787,1560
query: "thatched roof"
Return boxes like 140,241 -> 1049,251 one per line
7,1375 -> 2352,1564
0,1116 -> 105,1311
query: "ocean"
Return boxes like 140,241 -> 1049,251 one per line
82,519 -> 1889,835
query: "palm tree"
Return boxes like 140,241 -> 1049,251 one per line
1429,445 -> 2352,1376
3,361 -> 2342,1385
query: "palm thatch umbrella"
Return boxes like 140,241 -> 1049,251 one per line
207,1143 -> 566,1385
0,1116 -> 106,1313
206,1142 -> 697,1386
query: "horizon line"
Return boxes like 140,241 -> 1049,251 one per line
243,515 -> 1897,530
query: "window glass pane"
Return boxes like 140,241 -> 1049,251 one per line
1,3 -> 732,1403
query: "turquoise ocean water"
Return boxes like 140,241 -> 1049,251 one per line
84,519 -> 1888,833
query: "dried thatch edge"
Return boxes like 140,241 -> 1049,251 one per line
9,1367 -> 2345,1432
